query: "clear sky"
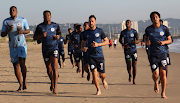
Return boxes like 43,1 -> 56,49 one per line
0,0 -> 180,28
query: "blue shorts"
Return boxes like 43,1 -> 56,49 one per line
150,53 -> 167,72
43,49 -> 59,63
83,52 -> 89,64
124,51 -> 137,61
10,46 -> 27,63
89,57 -> 105,73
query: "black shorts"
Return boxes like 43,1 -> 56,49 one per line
109,45 -> 112,47
74,52 -> 82,62
124,51 -> 137,61
83,52 -> 89,64
114,44 -> 117,46
167,53 -> 171,65
89,57 -> 105,73
150,53 -> 167,72
43,50 -> 59,63
68,49 -> 74,55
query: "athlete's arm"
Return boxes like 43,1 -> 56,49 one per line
144,28 -> 151,46
1,22 -> 14,37
91,37 -> 109,47
81,40 -> 88,52
33,25 -> 46,40
158,35 -> 172,46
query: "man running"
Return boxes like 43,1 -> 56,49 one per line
113,38 -> 117,49
33,10 -> 61,94
1,6 -> 30,91
144,11 -> 172,99
82,15 -> 109,95
119,20 -> 140,85
65,28 -> 75,69
80,22 -> 90,80
71,25 -> 82,73
57,36 -> 65,68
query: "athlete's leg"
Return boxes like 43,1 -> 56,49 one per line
126,59 -> 132,82
58,53 -> 61,68
62,53 -> 65,67
50,55 -> 58,94
19,57 -> 27,90
132,60 -> 137,84
69,52 -> 75,69
99,72 -> 108,90
92,69 -> 101,95
84,64 -> 90,81
45,60 -> 54,91
152,68 -> 159,94
159,66 -> 167,99
13,61 -> 23,91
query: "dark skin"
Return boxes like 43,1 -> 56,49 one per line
119,20 -> 140,84
1,7 -> 30,91
33,12 -> 60,94
72,26 -> 82,73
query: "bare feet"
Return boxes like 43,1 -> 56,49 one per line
158,80 -> 161,85
63,62 -> 65,67
103,81 -> 108,90
50,85 -> 53,91
82,75 -> 85,78
53,91 -> 58,95
161,93 -> 167,99
17,86 -> 22,92
133,81 -> 137,85
95,90 -> 101,95
154,83 -> 159,93
72,65 -> 75,69
23,85 -> 27,90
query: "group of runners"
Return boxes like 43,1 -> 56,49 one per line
1,6 -> 172,98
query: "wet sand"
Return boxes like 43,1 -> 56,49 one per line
0,42 -> 180,103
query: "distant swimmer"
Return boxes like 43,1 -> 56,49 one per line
65,28 -> 75,69
33,10 -> 61,94
1,6 -> 30,91
57,36 -> 65,68
80,22 -> 90,80
119,20 -> 140,85
144,11 -> 172,99
82,15 -> 109,95
71,25 -> 82,73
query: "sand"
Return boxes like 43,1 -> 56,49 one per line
0,42 -> 180,103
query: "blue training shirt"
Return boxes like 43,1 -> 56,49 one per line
66,34 -> 74,51
71,32 -> 81,53
1,16 -> 29,48
120,29 -> 139,53
57,36 -> 64,51
35,22 -> 60,52
145,24 -> 171,56
83,27 -> 106,57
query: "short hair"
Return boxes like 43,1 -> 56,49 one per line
76,24 -> 81,29
68,28 -> 72,31
150,11 -> 160,20
160,19 -> 163,24
43,10 -> 51,15
74,24 -> 78,26
10,6 -> 17,11
125,20 -> 131,24
83,22 -> 89,26
89,15 -> 96,20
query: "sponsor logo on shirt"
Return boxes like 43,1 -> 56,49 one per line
17,23 -> 21,26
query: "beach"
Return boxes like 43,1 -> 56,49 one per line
0,42 -> 180,103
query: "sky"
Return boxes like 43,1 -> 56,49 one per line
0,0 -> 180,28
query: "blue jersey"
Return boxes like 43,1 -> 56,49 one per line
83,27 -> 106,57
120,29 -> 139,53
57,37 -> 64,51
35,22 -> 60,52
145,24 -> 170,56
1,16 -> 29,48
71,32 -> 81,52
66,34 -> 74,50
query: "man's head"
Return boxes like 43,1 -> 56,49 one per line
83,22 -> 89,30
76,25 -> 82,33
125,20 -> 131,29
10,6 -> 18,19
89,15 -> 96,29
68,28 -> 72,34
43,10 -> 51,22
74,24 -> 78,31
160,19 -> 163,25
150,11 -> 160,24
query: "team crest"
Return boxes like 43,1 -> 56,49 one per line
161,60 -> 167,67
126,55 -> 130,58
152,64 -> 156,69
95,33 -> 99,37
160,31 -> 164,36
60,39 -> 63,41
130,33 -> 134,37
51,28 -> 55,32
17,23 -> 21,26
91,65 -> 95,69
